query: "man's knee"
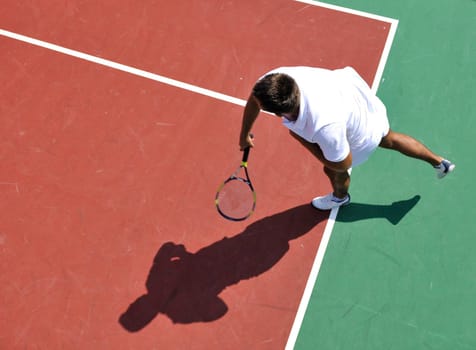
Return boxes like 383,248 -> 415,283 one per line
323,165 -> 333,177
323,165 -> 346,178
379,130 -> 395,148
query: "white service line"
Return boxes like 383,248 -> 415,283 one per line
0,28 -> 247,107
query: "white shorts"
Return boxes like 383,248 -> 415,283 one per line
350,110 -> 390,167
335,67 -> 391,167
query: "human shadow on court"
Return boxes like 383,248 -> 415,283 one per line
119,196 -> 420,331
119,204 -> 327,331
337,195 -> 421,225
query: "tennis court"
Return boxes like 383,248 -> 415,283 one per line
1,1 -> 474,349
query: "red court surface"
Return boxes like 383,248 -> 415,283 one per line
0,1 -> 392,349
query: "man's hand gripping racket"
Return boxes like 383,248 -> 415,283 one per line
215,135 -> 256,221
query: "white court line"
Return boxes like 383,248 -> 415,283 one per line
1,3 -> 398,347
0,28 -> 247,107
295,0 -> 398,92
296,0 -> 397,23
285,2 -> 398,350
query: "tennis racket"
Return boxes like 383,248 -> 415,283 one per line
215,145 -> 256,221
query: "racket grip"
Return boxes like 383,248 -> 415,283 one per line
242,146 -> 250,163
242,133 -> 253,162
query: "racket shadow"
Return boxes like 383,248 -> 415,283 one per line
119,204 -> 327,330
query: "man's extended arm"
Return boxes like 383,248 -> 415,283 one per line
239,94 -> 261,150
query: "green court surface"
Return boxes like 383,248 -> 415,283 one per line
296,0 -> 475,349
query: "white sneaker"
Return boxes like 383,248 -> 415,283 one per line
434,159 -> 455,179
311,193 -> 350,211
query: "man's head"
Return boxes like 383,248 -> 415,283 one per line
252,73 -> 300,119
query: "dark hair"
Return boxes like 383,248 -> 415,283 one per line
252,73 -> 300,115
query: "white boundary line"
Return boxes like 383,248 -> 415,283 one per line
1,3 -> 398,348
295,0 -> 397,23
285,2 -> 398,350
370,17 -> 398,93
295,0 -> 399,93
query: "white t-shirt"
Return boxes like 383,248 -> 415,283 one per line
265,66 -> 389,166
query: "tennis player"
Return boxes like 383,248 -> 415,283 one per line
239,66 -> 455,210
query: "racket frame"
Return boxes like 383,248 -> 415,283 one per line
215,147 -> 256,221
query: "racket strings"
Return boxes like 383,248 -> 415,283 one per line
216,178 -> 255,220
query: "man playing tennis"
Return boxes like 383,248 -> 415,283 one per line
239,66 -> 455,210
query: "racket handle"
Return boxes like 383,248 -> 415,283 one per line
242,133 -> 253,162
242,147 -> 250,163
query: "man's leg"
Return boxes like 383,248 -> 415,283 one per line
289,130 -> 352,209
379,129 -> 443,166
312,166 -> 351,210
289,130 -> 350,197
323,166 -> 350,199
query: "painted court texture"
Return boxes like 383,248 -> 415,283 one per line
0,0 -> 474,349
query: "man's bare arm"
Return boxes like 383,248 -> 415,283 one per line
239,94 -> 261,150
